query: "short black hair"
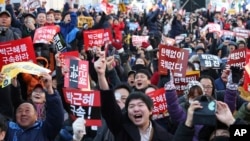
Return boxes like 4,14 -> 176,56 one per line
198,75 -> 216,96
125,91 -> 153,111
17,100 -> 37,112
135,69 -> 151,79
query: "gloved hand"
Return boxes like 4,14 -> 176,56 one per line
231,66 -> 243,84
226,71 -> 238,91
72,118 -> 86,141
164,69 -> 176,91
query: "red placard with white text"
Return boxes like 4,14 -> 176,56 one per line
33,26 -> 60,44
63,88 -> 101,126
243,49 -> 250,92
147,88 -> 168,120
132,35 -> 149,47
0,37 -> 36,69
227,48 -> 246,69
83,29 -> 103,50
158,45 -> 189,77
64,58 -> 90,90
174,71 -> 200,95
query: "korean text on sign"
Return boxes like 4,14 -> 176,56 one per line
83,29 -> 104,50
64,58 -> 89,90
158,45 -> 189,77
147,88 -> 168,120
227,48 -> 246,69
0,37 -> 36,69
33,26 -> 59,43
63,88 -> 102,126
174,71 -> 200,95
199,54 -> 220,68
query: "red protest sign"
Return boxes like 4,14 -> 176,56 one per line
64,58 -> 90,90
146,88 -> 168,120
227,48 -> 246,69
103,28 -> 113,43
33,25 -> 60,44
158,45 -> 189,77
174,71 -> 200,95
233,27 -> 250,39
243,49 -> 250,92
132,35 -> 149,47
0,37 -> 36,70
63,88 -> 102,126
61,51 -> 79,58
207,23 -> 221,33
83,29 -> 104,50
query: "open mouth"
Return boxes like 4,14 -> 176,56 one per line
137,83 -> 142,87
134,114 -> 143,121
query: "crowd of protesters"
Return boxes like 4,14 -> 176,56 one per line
0,0 -> 250,141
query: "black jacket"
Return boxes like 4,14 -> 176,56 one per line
101,90 -> 173,141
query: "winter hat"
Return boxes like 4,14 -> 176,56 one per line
33,84 -> 45,93
135,69 -> 152,79
141,42 -> 153,51
184,81 -> 204,99
36,56 -> 49,68
112,41 -> 124,53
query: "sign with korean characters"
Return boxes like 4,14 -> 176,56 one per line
63,88 -> 101,126
243,49 -> 250,92
227,48 -> 246,69
33,25 -> 60,44
158,45 -> 189,77
233,27 -> 250,39
132,35 -> 149,47
53,33 -> 67,52
146,88 -> 168,120
174,71 -> 200,95
199,54 -> 220,69
64,58 -> 90,90
0,62 -> 51,88
83,29 -> 112,50
202,23 -> 221,33
77,15 -> 94,28
0,37 -> 36,70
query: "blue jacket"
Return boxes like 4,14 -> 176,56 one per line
215,77 -> 226,91
59,12 -> 78,41
146,9 -> 160,33
5,91 -> 64,141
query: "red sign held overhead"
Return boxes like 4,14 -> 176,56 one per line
33,25 -> 60,44
0,37 -> 37,70
64,58 -> 90,90
174,71 -> 200,95
83,28 -> 113,50
158,45 -> 189,77
147,88 -> 168,120
63,88 -> 102,126
227,48 -> 246,69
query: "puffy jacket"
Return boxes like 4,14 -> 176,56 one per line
5,91 -> 64,141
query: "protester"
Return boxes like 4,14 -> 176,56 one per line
4,72 -> 64,141
94,53 -> 173,140
1,0 -> 250,140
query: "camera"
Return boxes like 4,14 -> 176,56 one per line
193,95 -> 217,126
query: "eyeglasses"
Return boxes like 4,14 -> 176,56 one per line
203,86 -> 213,90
